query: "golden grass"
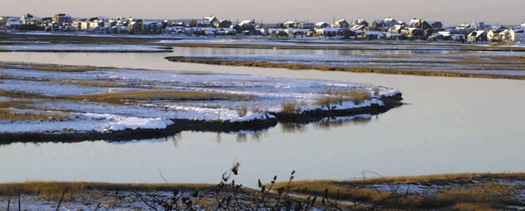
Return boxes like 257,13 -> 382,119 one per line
237,105 -> 248,117
0,109 -> 68,121
68,90 -> 253,104
280,102 -> 300,114
316,89 -> 372,106
268,172 -> 525,209
0,100 -> 69,121
340,172 -> 525,184
1,89 -> 252,106
452,203 -> 495,211
0,181 -> 215,201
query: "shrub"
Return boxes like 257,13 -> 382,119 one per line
281,102 -> 299,114
237,105 -> 248,117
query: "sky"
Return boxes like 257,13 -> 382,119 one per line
1,0 -> 524,26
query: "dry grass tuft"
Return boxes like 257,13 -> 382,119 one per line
280,102 -> 300,114
237,105 -> 248,117
316,89 -> 372,106
251,106 -> 261,114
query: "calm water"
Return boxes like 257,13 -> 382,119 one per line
1,48 -> 524,187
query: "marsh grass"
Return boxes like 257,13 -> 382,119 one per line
280,102 -> 300,114
0,62 -> 107,72
0,181 -> 215,202
0,109 -> 69,121
68,90 -> 253,104
0,89 -> 252,107
316,89 -> 372,106
0,100 -> 69,121
271,172 -> 525,210
167,57 -> 525,80
251,106 -> 261,113
237,105 -> 248,117
341,172 -> 525,184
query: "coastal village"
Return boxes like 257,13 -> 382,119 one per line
2,13 -> 525,43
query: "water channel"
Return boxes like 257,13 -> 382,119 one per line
1,47 -> 524,187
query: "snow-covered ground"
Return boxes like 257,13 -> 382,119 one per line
0,64 -> 400,135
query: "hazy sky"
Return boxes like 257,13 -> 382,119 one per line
2,0 -> 524,26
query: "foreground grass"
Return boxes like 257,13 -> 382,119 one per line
270,172 -> 525,210
0,181 -> 215,201
2,172 -> 524,210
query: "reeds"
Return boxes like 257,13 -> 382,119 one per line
316,89 -> 372,106
280,102 -> 300,114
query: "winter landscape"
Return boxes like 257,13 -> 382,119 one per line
2,1 -> 525,210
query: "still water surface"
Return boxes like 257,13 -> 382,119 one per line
1,48 -> 524,186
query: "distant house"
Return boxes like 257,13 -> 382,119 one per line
499,28 -> 525,42
372,17 -> 399,29
53,14 -> 72,25
451,34 -> 466,42
236,19 -> 256,34
388,24 -> 404,33
471,21 -> 491,30
467,30 -> 488,42
427,21 -> 443,31
332,19 -> 349,28
128,19 -> 144,34
283,21 -> 297,28
297,22 -> 315,29
6,18 -> 22,29
358,31 -> 385,40
315,22 -> 329,29
143,21 -> 163,34
400,27 -> 425,38
189,20 -> 211,27
352,19 -> 368,27
203,15 -> 219,26
213,19 -> 232,28
0,17 -> 7,28
386,32 -> 405,40
315,28 -> 344,37
407,18 -> 433,30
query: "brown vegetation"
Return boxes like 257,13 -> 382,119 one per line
166,56 -> 525,80
68,90 -> 253,104
316,89 -> 372,106
0,181 -> 215,202
268,172 -> 525,210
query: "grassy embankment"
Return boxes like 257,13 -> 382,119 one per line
1,172 -> 524,210
166,56 -> 525,80
270,172 -> 525,210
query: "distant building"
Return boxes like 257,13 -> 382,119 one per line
471,21 -> 491,30
53,14 -> 72,24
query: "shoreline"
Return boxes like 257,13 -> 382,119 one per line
0,94 -> 402,144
